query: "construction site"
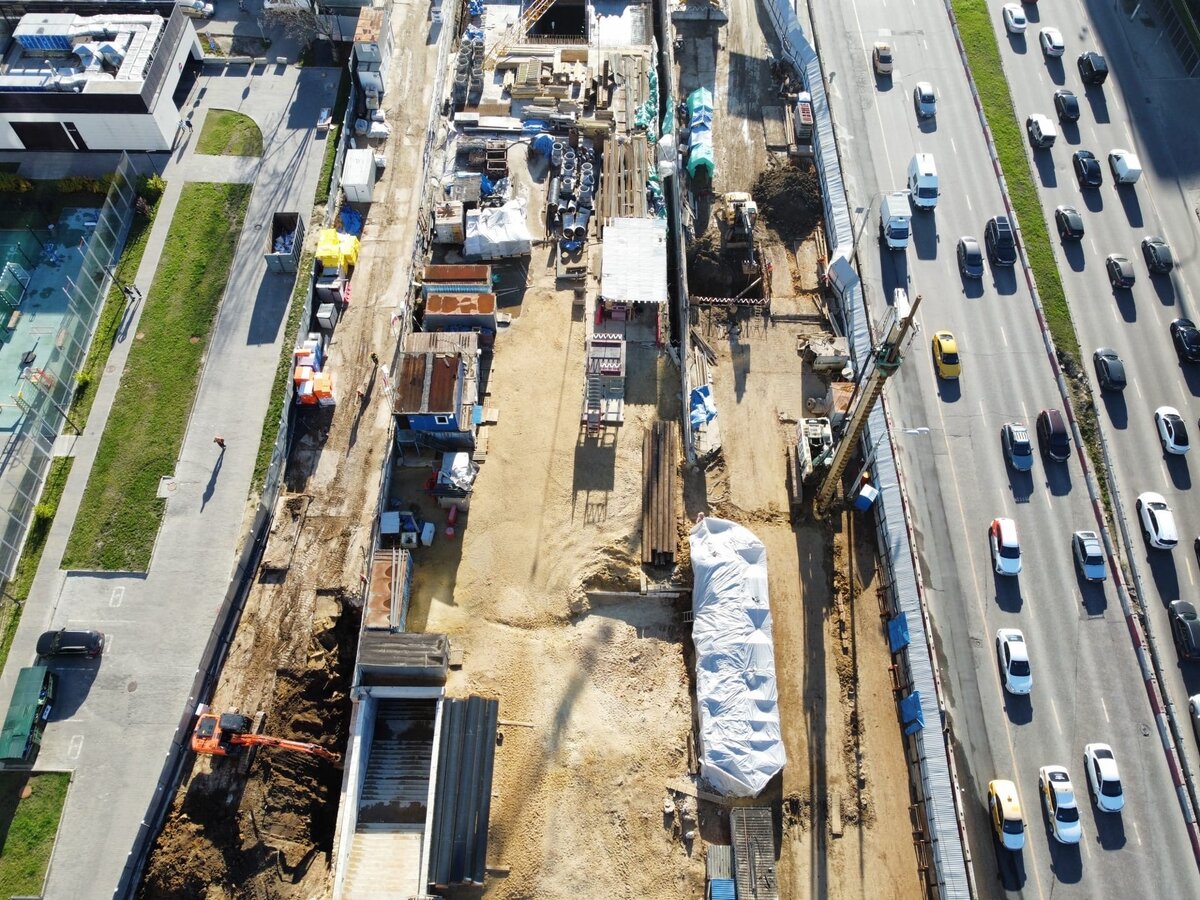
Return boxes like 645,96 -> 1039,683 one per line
137,1 -> 930,898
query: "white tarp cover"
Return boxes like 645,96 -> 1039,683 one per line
689,516 -> 786,796
600,217 -> 669,304
464,199 -> 532,259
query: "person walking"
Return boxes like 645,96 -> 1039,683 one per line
369,352 -> 379,366
213,435 -> 226,450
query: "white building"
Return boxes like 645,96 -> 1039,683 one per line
0,6 -> 200,151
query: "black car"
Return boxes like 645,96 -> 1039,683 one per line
36,628 -> 104,659
1078,51 -> 1109,85
1142,236 -> 1175,274
985,215 -> 1017,266
957,236 -> 984,279
1106,254 -> 1135,289
1170,601 -> 1200,661
1092,347 -> 1127,392
1073,150 -> 1103,188
1054,206 -> 1084,241
1037,408 -> 1071,462
1171,318 -> 1200,363
1054,89 -> 1080,123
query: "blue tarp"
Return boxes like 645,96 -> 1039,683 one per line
900,691 -> 925,735
339,208 -> 363,237
689,384 -> 717,428
887,612 -> 910,653
531,133 -> 553,157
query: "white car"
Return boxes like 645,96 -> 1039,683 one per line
1003,4 -> 1027,34
1136,491 -> 1179,550
1154,406 -> 1190,455
1083,743 -> 1125,813
990,517 -> 1022,576
1039,28 -> 1065,57
996,629 -> 1032,695
1039,765 -> 1083,844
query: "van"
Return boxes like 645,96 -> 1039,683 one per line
1036,408 -> 1071,462
907,153 -> 939,210
1078,51 -> 1109,85
1108,149 -> 1142,184
1026,114 -> 1057,150
0,666 -> 56,764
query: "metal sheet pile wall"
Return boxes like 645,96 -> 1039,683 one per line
427,694 -> 500,891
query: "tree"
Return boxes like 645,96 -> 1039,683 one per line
261,1 -> 336,44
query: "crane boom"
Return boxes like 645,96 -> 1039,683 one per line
814,292 -> 921,515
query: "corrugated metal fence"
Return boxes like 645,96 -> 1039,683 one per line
761,2 -> 973,896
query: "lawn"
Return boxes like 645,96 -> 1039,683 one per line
0,772 -> 70,896
950,0 -> 1078,362
0,457 -> 73,672
63,182 -> 252,571
196,109 -> 263,158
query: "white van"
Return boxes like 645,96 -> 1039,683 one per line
1109,149 -> 1143,184
907,153 -> 939,210
1026,114 -> 1057,149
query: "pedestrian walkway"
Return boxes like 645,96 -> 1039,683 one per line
0,60 -> 338,899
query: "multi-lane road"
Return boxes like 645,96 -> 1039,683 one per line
806,0 -> 1200,895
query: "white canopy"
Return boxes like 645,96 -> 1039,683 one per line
689,516 -> 786,797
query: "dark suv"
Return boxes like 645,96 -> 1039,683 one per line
985,216 -> 1017,266
36,628 -> 104,659
1170,601 -> 1200,661
1037,409 -> 1071,462
1078,51 -> 1109,85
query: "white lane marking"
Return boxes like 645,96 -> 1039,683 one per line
1187,566 -> 1196,588
1133,379 -> 1144,401
1100,697 -> 1110,722
1088,237 -> 1098,256
1049,696 -> 1063,733
1111,303 -> 1120,324
1182,382 -> 1190,408
1021,400 -> 1030,422
951,138 -> 957,156
109,586 -> 124,608
965,193 -> 973,213
68,734 -> 84,760
1082,835 -> 1092,859
999,326 -> 1008,347
1132,821 -> 1143,845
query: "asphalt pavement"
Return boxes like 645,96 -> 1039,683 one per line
808,0 -> 1200,896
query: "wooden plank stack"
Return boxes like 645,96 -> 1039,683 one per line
642,420 -> 679,566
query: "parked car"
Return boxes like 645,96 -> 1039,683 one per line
985,215 -> 1017,266
957,236 -> 984,279
1142,236 -> 1175,274
1106,254 -> 1135,289
1054,206 -> 1084,241
1073,150 -> 1103,188
1072,530 -> 1106,582
35,628 -> 104,659
932,331 -> 961,379
1092,347 -> 1126,392
1136,491 -> 1178,550
996,629 -> 1032,694
1170,601 -> 1200,660
1078,51 -> 1109,85
988,779 -> 1026,851
1154,406 -> 1190,455
1083,744 -> 1125,813
1036,408 -> 1070,462
1171,318 -> 1200,363
1039,27 -> 1065,57
1003,4 -> 1028,33
1039,765 -> 1083,844
1002,422 -> 1034,471
1054,89 -> 1080,122
913,82 -> 937,118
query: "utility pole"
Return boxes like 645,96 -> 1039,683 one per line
815,291 -> 922,515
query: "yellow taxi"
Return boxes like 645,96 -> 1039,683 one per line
988,779 -> 1026,851
932,331 -> 961,380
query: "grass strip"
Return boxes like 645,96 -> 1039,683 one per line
315,67 -> 352,207
69,195 -> 162,428
950,0 -> 1078,361
252,252 -> 313,496
63,183 -> 252,571
0,772 -> 70,896
196,109 -> 263,157
0,457 -> 72,672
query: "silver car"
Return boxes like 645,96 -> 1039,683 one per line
1072,530 -> 1106,582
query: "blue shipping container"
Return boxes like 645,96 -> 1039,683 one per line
708,879 -> 736,900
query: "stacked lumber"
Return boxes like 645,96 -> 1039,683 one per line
599,134 -> 649,233
642,420 -> 679,566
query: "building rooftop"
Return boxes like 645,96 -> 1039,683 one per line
394,350 -> 463,417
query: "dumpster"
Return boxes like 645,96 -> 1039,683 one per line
265,212 -> 305,274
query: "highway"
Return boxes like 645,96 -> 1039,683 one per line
986,0 -> 1200,804
805,0 -> 1200,895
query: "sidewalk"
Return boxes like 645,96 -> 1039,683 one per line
0,61 -> 337,898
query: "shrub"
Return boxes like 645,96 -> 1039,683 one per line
0,172 -> 32,193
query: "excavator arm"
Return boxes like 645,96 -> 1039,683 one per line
232,733 -> 341,763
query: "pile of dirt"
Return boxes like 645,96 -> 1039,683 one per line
139,605 -> 357,899
686,229 -> 742,295
752,167 -> 822,240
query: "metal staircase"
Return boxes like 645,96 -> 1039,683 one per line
484,0 -> 557,68
585,371 -> 602,434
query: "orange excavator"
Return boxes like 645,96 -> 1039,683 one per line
191,712 -> 340,764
